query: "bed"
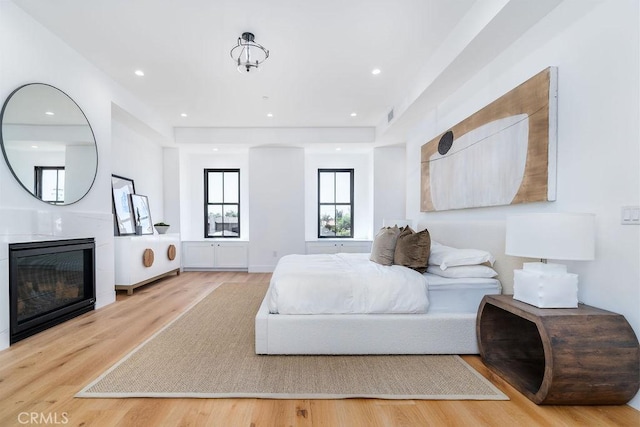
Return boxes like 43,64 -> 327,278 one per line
255,220 -> 522,355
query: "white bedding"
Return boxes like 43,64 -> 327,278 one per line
268,253 -> 429,314
423,273 -> 502,313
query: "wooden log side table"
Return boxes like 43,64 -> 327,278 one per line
477,295 -> 640,405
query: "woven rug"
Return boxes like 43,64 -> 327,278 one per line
77,282 -> 507,400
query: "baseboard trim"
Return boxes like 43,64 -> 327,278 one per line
248,265 -> 275,273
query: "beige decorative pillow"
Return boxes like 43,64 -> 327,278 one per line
394,227 -> 431,273
369,226 -> 401,266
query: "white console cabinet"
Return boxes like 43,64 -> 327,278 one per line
306,240 -> 372,254
114,234 -> 181,295
182,241 -> 248,270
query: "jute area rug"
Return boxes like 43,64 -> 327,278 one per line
77,282 -> 507,400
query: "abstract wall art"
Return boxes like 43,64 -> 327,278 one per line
421,67 -> 557,211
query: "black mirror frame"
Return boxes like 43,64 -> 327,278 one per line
0,83 -> 98,206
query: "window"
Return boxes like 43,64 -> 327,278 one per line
34,166 -> 65,204
204,169 -> 240,238
318,169 -> 353,238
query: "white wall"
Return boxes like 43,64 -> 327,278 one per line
111,119 -> 165,225
249,147 -> 306,272
304,150 -> 374,240
162,147 -> 181,233
179,150 -> 249,241
404,0 -> 640,408
373,145 -> 406,231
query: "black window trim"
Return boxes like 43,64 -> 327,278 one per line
34,166 -> 65,204
317,168 -> 354,239
204,168 -> 241,239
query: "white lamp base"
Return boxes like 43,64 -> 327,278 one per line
513,263 -> 578,308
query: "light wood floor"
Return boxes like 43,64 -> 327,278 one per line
0,272 -> 638,427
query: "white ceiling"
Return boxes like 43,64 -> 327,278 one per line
11,0 -> 568,145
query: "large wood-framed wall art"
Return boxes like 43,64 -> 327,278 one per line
421,67 -> 558,212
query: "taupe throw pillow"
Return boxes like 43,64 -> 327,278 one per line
394,227 -> 431,273
369,226 -> 401,266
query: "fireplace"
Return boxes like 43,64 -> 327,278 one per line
9,238 -> 95,344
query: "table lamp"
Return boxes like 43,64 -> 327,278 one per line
505,213 -> 595,308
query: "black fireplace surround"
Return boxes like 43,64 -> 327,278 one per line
9,238 -> 95,344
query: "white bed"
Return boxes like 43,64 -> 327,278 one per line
255,220 -> 521,355
267,253 -> 430,315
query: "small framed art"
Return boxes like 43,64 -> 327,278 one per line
130,194 -> 154,235
111,175 -> 136,235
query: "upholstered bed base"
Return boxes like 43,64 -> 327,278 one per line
255,295 -> 480,355
255,220 -> 523,355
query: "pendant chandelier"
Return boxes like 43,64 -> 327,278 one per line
230,32 -> 269,74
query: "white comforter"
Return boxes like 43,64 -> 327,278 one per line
267,253 -> 429,314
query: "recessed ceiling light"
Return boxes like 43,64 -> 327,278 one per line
31,145 -> 38,149
350,112 -> 357,117
180,113 -> 188,117
336,147 -> 342,151
267,113 -> 273,117
45,111 -> 54,116
134,70 -> 145,77
371,68 -> 381,75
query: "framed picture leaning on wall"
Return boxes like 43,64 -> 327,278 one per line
130,194 -> 154,235
111,174 -> 136,235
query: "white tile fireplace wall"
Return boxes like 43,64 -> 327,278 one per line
0,208 -> 114,350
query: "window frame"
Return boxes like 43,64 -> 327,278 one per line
34,166 -> 65,204
317,168 -> 354,239
204,168 -> 241,238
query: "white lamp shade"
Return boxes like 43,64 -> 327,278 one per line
505,213 -> 595,261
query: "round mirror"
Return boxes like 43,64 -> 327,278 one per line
0,83 -> 98,205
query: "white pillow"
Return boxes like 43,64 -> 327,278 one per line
426,265 -> 498,279
428,244 -> 496,270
